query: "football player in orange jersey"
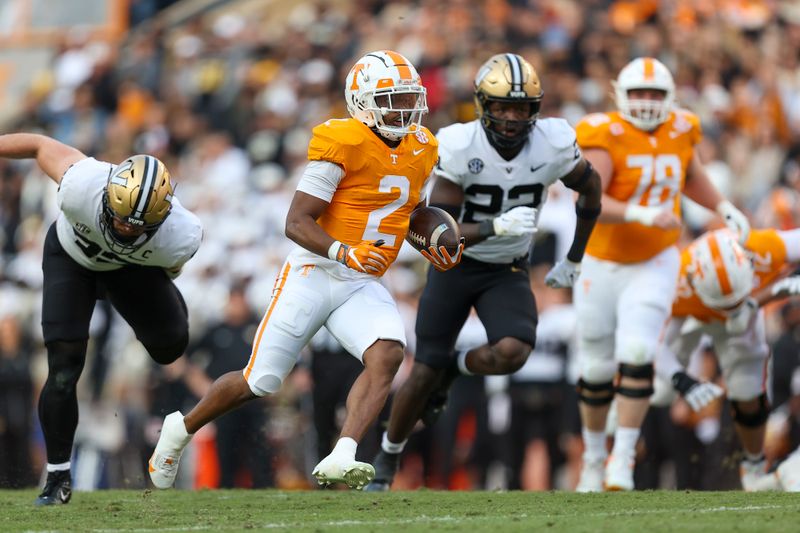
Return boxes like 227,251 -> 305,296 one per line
652,228 -> 800,491
573,57 -> 750,492
365,53 -> 602,491
148,50 -> 464,491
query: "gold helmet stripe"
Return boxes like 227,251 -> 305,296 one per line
505,53 -> 523,94
132,155 -> 157,220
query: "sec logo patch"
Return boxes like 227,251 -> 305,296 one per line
414,130 -> 429,144
468,158 -> 484,174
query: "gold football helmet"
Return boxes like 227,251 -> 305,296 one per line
100,154 -> 173,254
474,53 -> 543,149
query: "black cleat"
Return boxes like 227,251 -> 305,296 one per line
35,470 -> 72,506
363,451 -> 400,492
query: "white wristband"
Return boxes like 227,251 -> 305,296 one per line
624,204 -> 659,226
327,240 -> 343,261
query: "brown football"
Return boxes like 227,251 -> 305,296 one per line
406,206 -> 461,254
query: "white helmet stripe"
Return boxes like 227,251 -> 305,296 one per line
506,53 -> 522,93
133,155 -> 157,219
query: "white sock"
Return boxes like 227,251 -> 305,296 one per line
457,350 -> 474,375
381,432 -> 407,454
46,462 -> 71,473
332,437 -> 358,460
582,429 -> 607,461
163,411 -> 192,450
612,426 -> 640,458
744,451 -> 765,463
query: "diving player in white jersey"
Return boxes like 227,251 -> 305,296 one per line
0,133 -> 202,506
365,53 -> 601,491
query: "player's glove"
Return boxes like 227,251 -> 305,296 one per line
492,206 -> 537,236
771,276 -> 800,298
672,371 -> 725,412
329,240 -> 389,276
544,258 -> 581,288
725,297 -> 757,335
716,200 -> 750,244
421,238 -> 465,272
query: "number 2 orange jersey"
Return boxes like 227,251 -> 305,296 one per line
308,118 -> 438,266
672,229 -> 791,322
576,109 -> 702,263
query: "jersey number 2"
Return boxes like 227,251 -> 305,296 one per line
362,175 -> 410,246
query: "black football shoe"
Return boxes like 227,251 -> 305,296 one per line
364,450 -> 401,492
34,470 -> 72,506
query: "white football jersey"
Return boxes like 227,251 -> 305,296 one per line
55,157 -> 202,272
435,118 -> 581,263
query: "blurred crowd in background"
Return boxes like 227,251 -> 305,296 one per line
2,0 -> 800,492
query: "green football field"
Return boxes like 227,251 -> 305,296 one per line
3,489 -> 799,532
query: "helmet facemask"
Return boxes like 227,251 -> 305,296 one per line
477,95 -> 541,149
365,87 -> 428,141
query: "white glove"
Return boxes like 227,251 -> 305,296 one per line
725,297 -> 757,335
771,276 -> 800,297
492,206 -> 537,236
672,371 -> 725,412
544,258 -> 581,288
624,204 -> 663,226
716,200 -> 750,244
684,382 -> 725,412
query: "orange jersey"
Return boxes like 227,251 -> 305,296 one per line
307,118 -> 438,266
576,110 -> 702,263
672,229 -> 790,322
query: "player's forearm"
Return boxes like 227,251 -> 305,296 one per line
285,214 -> 335,258
566,175 -> 602,262
0,133 -> 46,159
458,221 -> 492,247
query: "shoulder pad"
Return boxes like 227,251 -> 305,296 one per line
311,118 -> 367,147
435,121 -> 479,152
534,118 -> 577,151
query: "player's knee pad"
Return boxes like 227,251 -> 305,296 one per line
731,394 -> 769,428
579,355 -> 616,384
616,337 -> 657,366
616,363 -> 654,399
45,340 -> 88,394
246,346 -> 298,397
146,330 -> 189,365
577,378 -> 615,406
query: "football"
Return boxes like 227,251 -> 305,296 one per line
406,206 -> 461,254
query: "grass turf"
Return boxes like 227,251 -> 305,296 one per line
2,489 -> 799,532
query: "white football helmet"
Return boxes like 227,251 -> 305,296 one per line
613,57 -> 675,131
688,230 -> 754,310
344,50 -> 428,141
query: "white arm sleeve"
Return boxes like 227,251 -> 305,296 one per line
777,229 -> 800,263
296,160 -> 344,202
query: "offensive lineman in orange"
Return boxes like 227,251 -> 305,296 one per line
653,227 -> 800,491
148,50 -> 463,490
572,57 -> 750,491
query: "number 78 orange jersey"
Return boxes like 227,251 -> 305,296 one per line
575,109 -> 702,263
308,118 -> 438,266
